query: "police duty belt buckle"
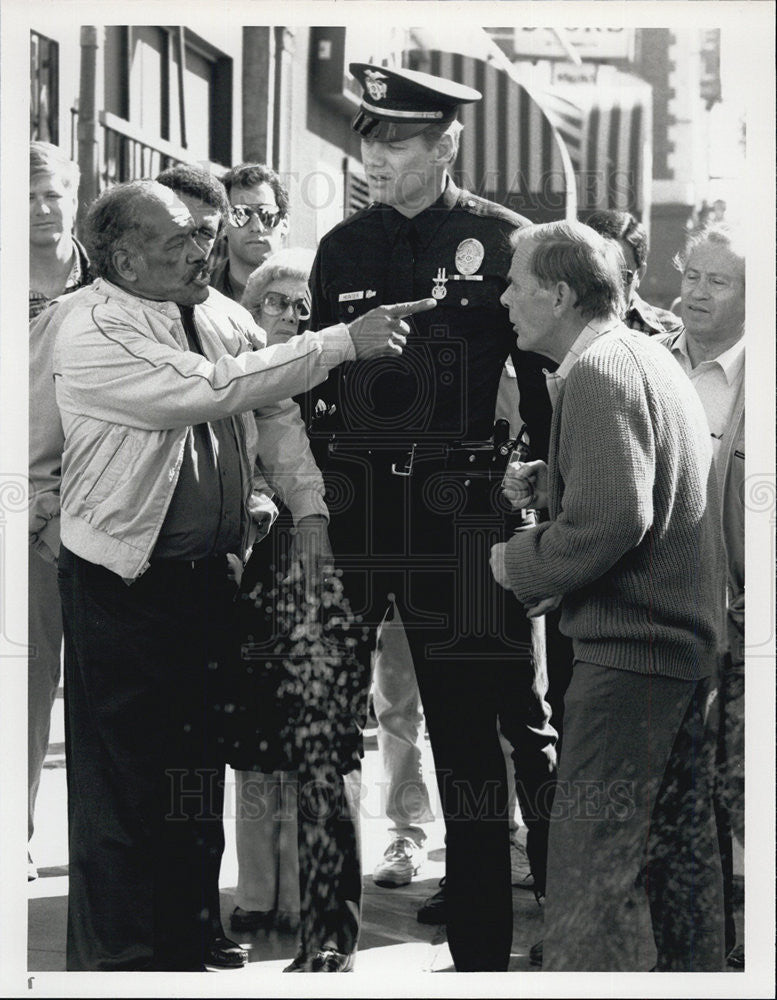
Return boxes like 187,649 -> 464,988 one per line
391,443 -> 417,477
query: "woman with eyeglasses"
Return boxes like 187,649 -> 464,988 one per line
225,248 -> 370,970
242,248 -> 315,345
223,249 -> 315,939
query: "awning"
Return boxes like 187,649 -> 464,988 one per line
424,49 -> 576,222
410,28 -> 577,222
410,28 -> 652,223
538,70 -> 653,219
313,26 -> 651,225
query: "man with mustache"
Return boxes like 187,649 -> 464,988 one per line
50,178 -> 431,970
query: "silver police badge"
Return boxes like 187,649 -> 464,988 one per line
455,238 -> 485,275
364,69 -> 388,102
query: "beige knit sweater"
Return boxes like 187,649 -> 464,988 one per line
505,328 -> 722,680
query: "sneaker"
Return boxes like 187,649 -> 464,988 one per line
510,839 -> 535,890
373,836 -> 425,887
417,876 -> 446,924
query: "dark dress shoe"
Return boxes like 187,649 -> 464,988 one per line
417,877 -> 446,925
529,939 -> 543,967
204,936 -> 248,971
229,905 -> 274,933
726,943 -> 744,969
311,949 -> 355,972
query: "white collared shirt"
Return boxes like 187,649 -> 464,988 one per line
670,331 -> 745,457
543,316 -> 622,408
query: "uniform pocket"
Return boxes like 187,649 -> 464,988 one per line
443,275 -> 505,311
328,286 -> 375,324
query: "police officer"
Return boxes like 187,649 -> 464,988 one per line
305,63 -> 558,972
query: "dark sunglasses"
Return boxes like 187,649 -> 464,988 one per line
229,204 -> 283,229
261,291 -> 311,321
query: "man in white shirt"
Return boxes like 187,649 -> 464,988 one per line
667,223 -> 745,967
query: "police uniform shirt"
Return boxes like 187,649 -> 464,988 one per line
308,177 -> 551,452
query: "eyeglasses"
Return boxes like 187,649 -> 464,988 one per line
229,204 -> 283,229
260,291 -> 311,321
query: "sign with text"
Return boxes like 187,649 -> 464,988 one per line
510,27 -> 634,61
552,61 -> 599,85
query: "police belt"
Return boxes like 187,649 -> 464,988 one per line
327,440 -> 506,478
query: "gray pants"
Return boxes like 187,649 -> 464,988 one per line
234,770 -> 300,916
373,604 -> 435,843
28,547 -> 63,843
543,661 -> 724,972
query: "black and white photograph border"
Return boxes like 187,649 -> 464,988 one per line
1,0 -> 774,996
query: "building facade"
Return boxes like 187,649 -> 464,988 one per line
29,21 -> 727,307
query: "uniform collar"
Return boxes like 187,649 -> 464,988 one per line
379,174 -> 460,250
671,329 -> 745,384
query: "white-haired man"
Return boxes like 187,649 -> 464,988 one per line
491,220 -> 725,971
669,223 -> 745,967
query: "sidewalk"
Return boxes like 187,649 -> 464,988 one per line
27,688 -> 544,973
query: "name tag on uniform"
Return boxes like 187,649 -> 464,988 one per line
339,290 -> 365,302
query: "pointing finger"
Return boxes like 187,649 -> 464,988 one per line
382,298 -> 437,318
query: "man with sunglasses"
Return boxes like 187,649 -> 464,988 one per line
211,163 -> 290,302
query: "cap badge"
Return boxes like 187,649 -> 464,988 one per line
364,69 -> 389,102
455,238 -> 485,275
432,267 -> 448,300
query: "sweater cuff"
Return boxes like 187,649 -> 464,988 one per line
503,526 -> 541,602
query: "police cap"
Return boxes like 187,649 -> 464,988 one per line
349,63 -> 482,141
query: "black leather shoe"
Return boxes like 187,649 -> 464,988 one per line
204,936 -> 248,971
417,877 -> 446,925
726,943 -> 744,969
529,939 -> 543,968
229,905 -> 274,933
311,949 -> 355,972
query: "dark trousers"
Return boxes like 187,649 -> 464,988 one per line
58,546 -> 234,970
713,650 -> 745,955
296,761 -> 363,957
324,454 -> 558,970
227,519 -> 369,959
544,663 -> 724,971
